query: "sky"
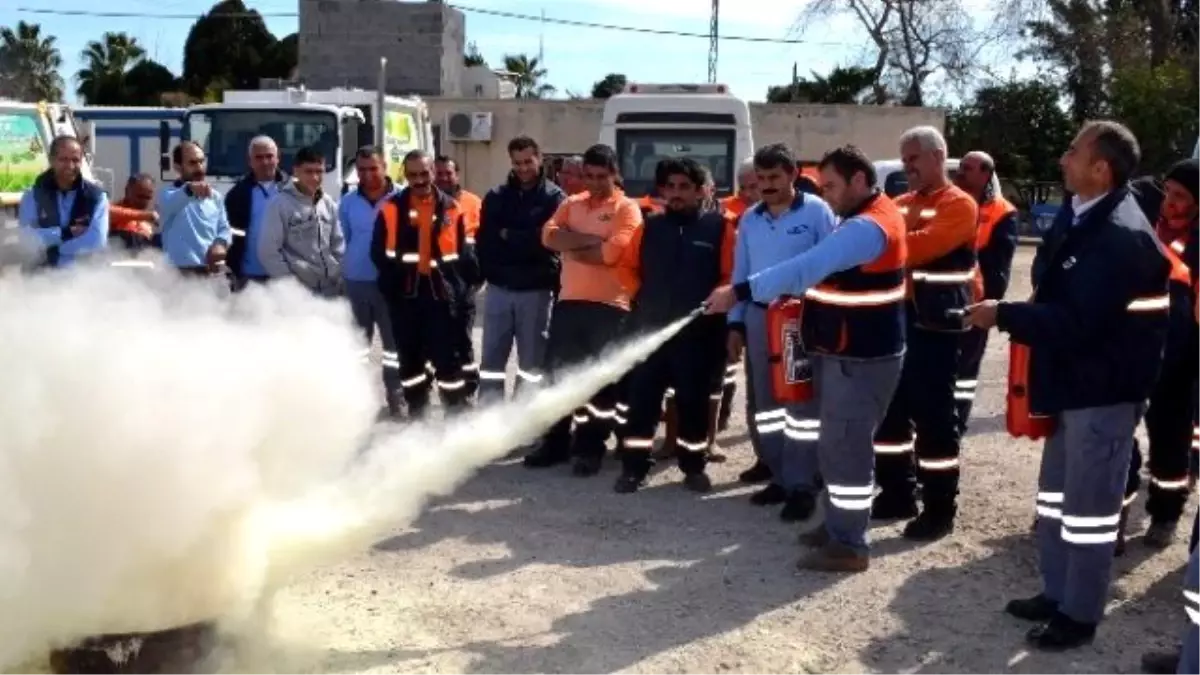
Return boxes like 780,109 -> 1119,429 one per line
7,0 -> 1027,104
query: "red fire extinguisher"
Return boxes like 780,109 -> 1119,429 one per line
1006,342 -> 1056,439
766,297 -> 814,403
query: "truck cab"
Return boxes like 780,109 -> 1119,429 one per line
598,83 -> 753,199
0,100 -> 95,217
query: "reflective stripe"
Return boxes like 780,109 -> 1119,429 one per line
461,363 -> 479,373
437,379 -> 466,391
1061,527 -> 1119,544
465,237 -> 476,245
954,378 -> 976,401
804,283 -> 906,306
1036,504 -> 1062,519
441,253 -> 460,263
516,369 -> 543,383
1124,492 -> 1138,507
401,253 -> 420,263
665,387 -> 676,397
678,438 -> 709,451
572,412 -> 589,424
917,457 -> 959,471
385,249 -> 396,258
479,370 -> 507,381
401,373 -> 427,388
874,440 -> 914,454
586,404 -> 616,420
110,260 -> 155,268
828,483 -> 874,511
755,408 -> 786,434
911,270 -> 975,284
1171,239 -> 1186,254
709,392 -> 723,401
784,416 -> 819,441
380,350 -> 399,369
1192,426 -> 1199,451
230,227 -> 247,237
898,207 -> 937,218
1062,512 -> 1120,528
623,437 -> 654,449
1151,476 -> 1191,491
1127,294 -> 1170,312
1185,589 -> 1200,625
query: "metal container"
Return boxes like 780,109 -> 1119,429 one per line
48,621 -> 218,674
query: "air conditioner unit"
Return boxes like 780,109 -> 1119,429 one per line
445,111 -> 493,142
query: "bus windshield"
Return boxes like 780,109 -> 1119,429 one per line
615,129 -> 735,198
184,108 -> 338,177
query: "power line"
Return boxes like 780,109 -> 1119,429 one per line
15,4 -> 846,46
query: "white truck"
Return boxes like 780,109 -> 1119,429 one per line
162,86 -> 435,197
0,100 -> 97,215
73,106 -> 183,193
598,82 -> 754,199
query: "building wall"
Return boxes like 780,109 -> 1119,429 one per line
426,99 -> 946,196
298,0 -> 465,96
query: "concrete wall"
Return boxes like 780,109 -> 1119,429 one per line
426,99 -> 945,197
299,0 -> 465,96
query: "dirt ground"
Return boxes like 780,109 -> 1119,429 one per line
271,247 -> 1195,674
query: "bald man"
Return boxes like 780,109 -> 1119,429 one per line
226,136 -> 288,286
953,151 -> 1018,432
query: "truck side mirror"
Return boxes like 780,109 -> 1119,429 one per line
158,121 -> 171,176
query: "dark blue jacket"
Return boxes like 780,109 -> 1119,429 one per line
997,188 -> 1170,414
476,173 -> 565,291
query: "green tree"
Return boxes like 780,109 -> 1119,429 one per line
502,54 -> 556,99
264,32 -> 298,80
75,32 -> 146,105
590,73 -> 627,99
1020,0 -> 1108,123
766,66 -> 877,103
946,79 -> 1073,182
1109,60 -> 1198,173
0,21 -> 65,102
124,60 -> 182,106
464,41 -> 486,67
182,0 -> 279,95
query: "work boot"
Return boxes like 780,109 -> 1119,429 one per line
796,542 -> 869,573
1140,648 -> 1181,674
1005,593 -> 1058,622
1115,505 -> 1130,557
682,472 -> 712,493
871,493 -> 918,520
780,490 -> 817,523
797,527 -> 830,548
750,483 -> 787,506
739,460 -> 772,484
1144,519 -> 1178,550
572,454 -> 603,477
902,507 -> 956,541
1026,613 -> 1096,652
614,470 -> 647,494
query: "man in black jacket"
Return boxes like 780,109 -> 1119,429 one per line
966,120 -> 1171,651
476,135 -> 565,403
224,136 -> 287,287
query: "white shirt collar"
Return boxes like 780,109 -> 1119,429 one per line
1071,192 -> 1109,224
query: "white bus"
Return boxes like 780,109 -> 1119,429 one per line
598,83 -> 753,199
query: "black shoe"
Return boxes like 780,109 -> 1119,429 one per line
902,509 -> 955,541
572,454 -> 602,477
613,471 -> 645,494
682,472 -> 713,493
523,446 -> 570,469
1026,613 -> 1096,652
798,527 -> 830,548
871,494 -> 918,520
1140,648 -> 1181,674
738,460 -> 772,484
780,491 -> 817,523
750,483 -> 787,506
1005,593 -> 1058,622
1144,519 -> 1178,550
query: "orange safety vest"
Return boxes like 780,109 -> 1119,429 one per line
636,195 -> 664,217
801,192 -> 907,358
378,189 -> 469,299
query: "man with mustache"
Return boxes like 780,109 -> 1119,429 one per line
157,141 -> 232,277
17,135 -> 109,268
435,155 -> 484,401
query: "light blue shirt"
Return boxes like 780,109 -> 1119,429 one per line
17,185 -> 110,266
340,182 -> 399,282
747,215 -> 887,301
157,184 -> 232,268
240,182 -> 279,277
728,193 -> 837,324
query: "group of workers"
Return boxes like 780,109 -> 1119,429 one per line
11,120 -> 1199,667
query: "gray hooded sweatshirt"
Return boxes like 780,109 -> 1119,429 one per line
258,181 -> 345,296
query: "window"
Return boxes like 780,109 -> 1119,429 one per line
882,171 -> 908,197
185,109 -> 338,178
615,129 -> 735,197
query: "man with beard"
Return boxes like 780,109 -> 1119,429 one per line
342,146 -> 403,419
225,136 -> 287,287
371,150 -> 479,416
435,155 -> 484,400
705,145 -> 906,572
158,141 -> 232,277
953,151 -> 1018,431
17,135 -> 109,268
523,143 -> 642,476
616,158 -> 735,494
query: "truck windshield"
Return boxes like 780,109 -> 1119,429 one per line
185,109 -> 338,177
615,129 -> 735,198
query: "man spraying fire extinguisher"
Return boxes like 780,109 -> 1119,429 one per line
722,143 -> 837,522
706,145 -> 906,573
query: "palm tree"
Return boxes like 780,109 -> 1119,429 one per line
502,53 -> 556,99
0,21 -> 66,102
76,32 -> 147,105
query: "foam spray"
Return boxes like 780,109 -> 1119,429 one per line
0,260 -> 697,668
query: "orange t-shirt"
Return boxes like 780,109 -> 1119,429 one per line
542,189 -> 643,310
894,184 -> 978,267
412,193 -> 435,275
720,195 -> 753,221
454,189 -> 482,240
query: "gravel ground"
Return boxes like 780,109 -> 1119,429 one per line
269,248 -> 1195,674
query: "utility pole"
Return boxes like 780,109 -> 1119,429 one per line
538,8 -> 545,65
707,0 -> 719,83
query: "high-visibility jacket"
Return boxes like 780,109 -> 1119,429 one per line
720,194 -> 754,223
370,187 -> 479,302
801,191 -> 908,359
974,195 -> 1019,301
896,185 -> 979,332
1161,235 -> 1197,364
636,194 -> 664,218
